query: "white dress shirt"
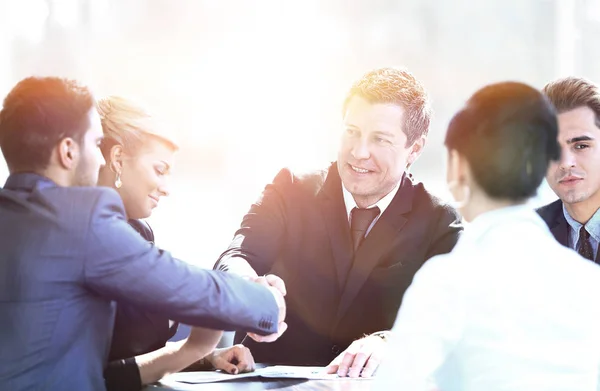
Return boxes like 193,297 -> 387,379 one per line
342,181 -> 400,236
376,205 -> 600,391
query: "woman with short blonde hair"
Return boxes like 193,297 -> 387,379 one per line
97,96 -> 255,391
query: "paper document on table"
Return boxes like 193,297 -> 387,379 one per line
259,365 -> 371,380
162,365 -> 374,384
162,370 -> 257,384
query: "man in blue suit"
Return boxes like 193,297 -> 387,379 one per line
0,77 -> 286,391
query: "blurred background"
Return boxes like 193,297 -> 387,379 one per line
1,0 -> 599,267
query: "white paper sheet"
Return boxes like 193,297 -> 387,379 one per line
162,366 -> 373,384
162,370 -> 257,384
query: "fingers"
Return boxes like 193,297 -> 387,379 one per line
246,332 -> 261,342
252,276 -> 270,287
325,351 -> 344,374
275,321 -> 288,339
217,359 -> 239,375
347,350 -> 369,378
325,364 -> 339,374
209,349 -> 238,375
251,274 -> 287,328
211,345 -> 252,375
337,336 -> 385,378
264,286 -> 286,325
233,345 -> 256,373
336,340 -> 361,377
264,274 -> 286,296
360,348 -> 382,378
251,274 -> 286,296
247,321 -> 288,343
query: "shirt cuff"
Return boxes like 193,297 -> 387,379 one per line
370,330 -> 392,342
104,357 -> 142,391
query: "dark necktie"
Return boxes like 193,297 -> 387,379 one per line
577,226 -> 594,261
350,207 -> 380,252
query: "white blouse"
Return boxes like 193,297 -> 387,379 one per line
376,205 -> 600,391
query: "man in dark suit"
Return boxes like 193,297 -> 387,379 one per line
215,67 -> 463,377
0,77 -> 286,391
538,77 -> 600,262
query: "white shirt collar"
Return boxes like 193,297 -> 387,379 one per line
456,204 -> 545,248
341,179 -> 401,222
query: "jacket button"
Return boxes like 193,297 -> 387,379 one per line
331,345 -> 341,355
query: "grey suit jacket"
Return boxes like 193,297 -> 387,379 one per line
0,173 -> 278,391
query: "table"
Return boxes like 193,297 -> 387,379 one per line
146,378 -> 373,391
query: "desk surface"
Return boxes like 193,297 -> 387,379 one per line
146,377 -> 373,391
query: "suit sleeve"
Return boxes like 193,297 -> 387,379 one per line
82,189 -> 279,336
104,358 -> 141,391
425,205 -> 463,261
214,168 -> 291,276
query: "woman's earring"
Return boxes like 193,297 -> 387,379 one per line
447,180 -> 471,209
115,172 -> 122,189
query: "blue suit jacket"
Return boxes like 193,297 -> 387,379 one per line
0,173 -> 279,391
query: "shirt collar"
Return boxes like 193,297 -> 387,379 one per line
341,178 -> 401,222
458,204 -> 547,247
3,172 -> 57,192
563,204 -> 600,244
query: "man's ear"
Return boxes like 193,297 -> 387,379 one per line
108,144 -> 124,174
406,135 -> 427,168
56,137 -> 79,170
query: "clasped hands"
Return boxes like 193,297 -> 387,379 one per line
242,273 -> 388,378
247,274 -> 288,343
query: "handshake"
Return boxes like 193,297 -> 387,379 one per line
247,274 -> 288,343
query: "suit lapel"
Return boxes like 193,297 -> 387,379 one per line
334,174 -> 414,324
546,202 -> 600,263
317,163 -> 354,290
549,208 -> 569,248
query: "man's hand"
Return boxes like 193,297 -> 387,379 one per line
206,345 -> 256,375
325,334 -> 387,378
247,274 -> 287,343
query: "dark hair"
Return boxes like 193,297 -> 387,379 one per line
445,82 -> 560,201
543,77 -> 600,127
0,76 -> 95,172
343,67 -> 432,145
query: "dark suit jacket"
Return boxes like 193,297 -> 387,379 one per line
104,220 -> 179,391
0,173 -> 279,391
215,162 -> 463,365
537,199 -> 569,248
536,199 -> 600,264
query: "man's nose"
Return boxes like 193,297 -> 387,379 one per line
158,181 -> 170,197
558,148 -> 576,170
350,138 -> 370,160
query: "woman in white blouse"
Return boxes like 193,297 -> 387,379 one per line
375,82 -> 600,391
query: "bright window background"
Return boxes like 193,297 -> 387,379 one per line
1,0 -> 600,267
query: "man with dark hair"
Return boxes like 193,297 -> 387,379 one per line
538,77 -> 600,262
0,77 -> 96,175
215,67 -> 462,376
442,82 -> 561,206
0,77 -> 286,391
